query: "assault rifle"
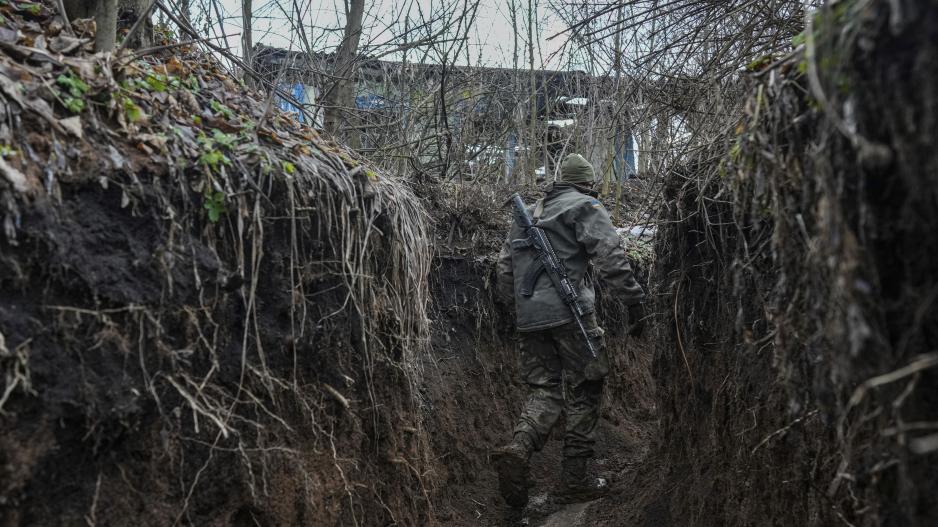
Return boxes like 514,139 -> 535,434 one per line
509,193 -> 598,358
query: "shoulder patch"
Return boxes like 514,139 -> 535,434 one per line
589,198 -> 603,209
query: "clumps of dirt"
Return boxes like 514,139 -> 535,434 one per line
650,1 -> 938,525
0,3 -> 435,525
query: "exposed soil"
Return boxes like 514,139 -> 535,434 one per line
648,3 -> 938,525
4,1 -> 937,526
0,174 -> 430,526
0,5 -> 435,523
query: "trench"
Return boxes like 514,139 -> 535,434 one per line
422,247 -> 658,527
3,1 -> 938,526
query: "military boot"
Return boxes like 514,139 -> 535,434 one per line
554,456 -> 609,504
490,434 -> 533,508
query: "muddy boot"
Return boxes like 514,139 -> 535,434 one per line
491,435 -> 533,508
554,456 -> 609,504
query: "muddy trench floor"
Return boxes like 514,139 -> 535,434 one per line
458,410 -> 657,527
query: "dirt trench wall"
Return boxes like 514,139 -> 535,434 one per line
0,166 -> 435,526
650,2 -> 938,525
0,4 -> 654,521
0,7 -> 435,521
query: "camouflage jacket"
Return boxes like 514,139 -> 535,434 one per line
496,183 -> 645,331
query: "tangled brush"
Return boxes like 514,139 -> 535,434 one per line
0,3 -> 434,525
652,1 -> 938,525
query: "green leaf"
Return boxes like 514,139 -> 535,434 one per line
64,96 -> 85,113
210,99 -> 234,120
0,144 -> 17,158
791,31 -> 806,47
199,149 -> 231,169
746,55 -> 772,72
211,129 -> 236,148
196,132 -> 213,148
57,73 -> 89,98
203,190 -> 226,223
729,141 -> 742,161
281,161 -> 295,175
15,2 -> 42,16
122,97 -> 145,122
144,74 -> 167,92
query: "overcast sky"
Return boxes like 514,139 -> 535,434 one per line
208,0 -> 578,70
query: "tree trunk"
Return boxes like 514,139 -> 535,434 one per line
637,87 -> 650,174
63,0 -> 114,50
94,0 -> 118,52
117,0 -> 153,49
526,0 -> 537,184
323,0 -> 365,145
506,0 -> 518,183
62,0 -> 94,19
651,111 -> 669,174
64,0 -> 152,51
242,0 -> 253,86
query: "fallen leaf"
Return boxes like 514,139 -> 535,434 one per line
107,145 -> 126,170
70,18 -> 96,38
164,56 -> 189,76
62,57 -> 96,80
59,115 -> 83,138
137,133 -> 167,150
178,89 -> 199,112
49,35 -> 89,55
258,127 -> 284,145
0,27 -> 19,44
25,97 -> 69,135
0,155 -> 31,193
0,71 -> 28,108
0,40 -> 63,66
205,116 -> 241,133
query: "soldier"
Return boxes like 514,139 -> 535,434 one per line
492,153 -> 646,507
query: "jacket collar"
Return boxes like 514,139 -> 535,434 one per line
547,182 -> 599,198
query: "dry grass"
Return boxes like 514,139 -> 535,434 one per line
651,1 -> 938,524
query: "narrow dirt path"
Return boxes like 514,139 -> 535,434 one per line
507,412 -> 654,526
428,286 -> 658,526
537,502 -> 591,526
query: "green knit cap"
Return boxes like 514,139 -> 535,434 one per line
560,153 -> 595,184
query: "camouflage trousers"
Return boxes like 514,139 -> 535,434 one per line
512,314 -> 608,459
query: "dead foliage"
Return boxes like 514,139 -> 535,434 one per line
0,2 -> 435,525
652,1 -> 938,525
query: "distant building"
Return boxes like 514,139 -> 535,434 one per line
253,45 -> 637,181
